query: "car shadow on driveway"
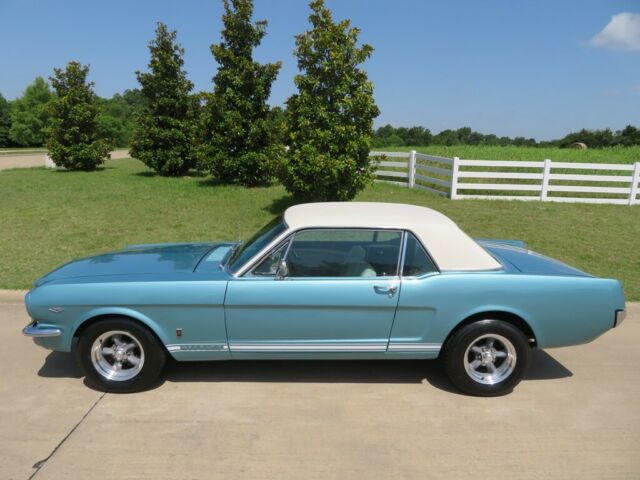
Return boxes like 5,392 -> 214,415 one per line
37,349 -> 572,394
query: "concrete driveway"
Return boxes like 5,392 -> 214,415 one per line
0,150 -> 130,171
1,296 -> 638,479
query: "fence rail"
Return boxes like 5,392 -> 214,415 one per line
370,150 -> 640,206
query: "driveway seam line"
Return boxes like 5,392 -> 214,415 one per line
29,392 -> 106,479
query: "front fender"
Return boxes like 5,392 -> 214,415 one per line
72,306 -> 170,345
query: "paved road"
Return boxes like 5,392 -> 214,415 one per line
1,297 -> 638,479
0,150 -> 130,171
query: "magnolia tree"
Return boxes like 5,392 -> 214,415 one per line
199,0 -> 283,186
131,23 -> 196,176
282,0 -> 380,201
47,62 -> 111,170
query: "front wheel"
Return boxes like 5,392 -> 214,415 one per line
441,320 -> 531,396
77,318 -> 166,393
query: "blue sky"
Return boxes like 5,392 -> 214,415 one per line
1,0 -> 638,140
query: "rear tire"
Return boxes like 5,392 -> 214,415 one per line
442,319 -> 531,396
77,317 -> 166,393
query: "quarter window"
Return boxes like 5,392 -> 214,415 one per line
402,233 -> 437,276
285,229 -> 402,278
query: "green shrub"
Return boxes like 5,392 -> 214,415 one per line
282,0 -> 380,201
46,62 -> 111,171
130,23 -> 196,176
199,0 -> 283,186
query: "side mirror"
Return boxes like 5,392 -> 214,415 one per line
275,260 -> 289,280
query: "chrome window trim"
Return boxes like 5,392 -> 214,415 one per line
400,229 -> 441,278
237,226 -> 405,279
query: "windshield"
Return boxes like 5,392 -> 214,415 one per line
228,216 -> 287,274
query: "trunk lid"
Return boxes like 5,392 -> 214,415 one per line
477,240 -> 591,277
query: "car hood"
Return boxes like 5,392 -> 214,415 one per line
478,240 -> 591,277
34,242 -> 234,286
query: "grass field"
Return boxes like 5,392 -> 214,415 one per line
1,157 -> 638,299
378,145 -> 640,164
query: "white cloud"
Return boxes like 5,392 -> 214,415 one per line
590,12 -> 640,51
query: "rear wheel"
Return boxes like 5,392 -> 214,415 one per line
77,318 -> 166,393
442,319 -> 531,396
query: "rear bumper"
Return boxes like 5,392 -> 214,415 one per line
22,322 -> 62,338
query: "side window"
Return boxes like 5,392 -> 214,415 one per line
402,233 -> 438,276
286,229 -> 402,278
252,241 -> 289,276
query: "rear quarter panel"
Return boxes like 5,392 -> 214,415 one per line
392,272 -> 624,349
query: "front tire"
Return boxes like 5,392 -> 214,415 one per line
442,320 -> 531,396
77,318 -> 166,393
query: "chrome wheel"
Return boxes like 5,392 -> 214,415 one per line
90,330 -> 145,382
463,333 -> 516,385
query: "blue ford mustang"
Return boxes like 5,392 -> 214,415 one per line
23,202 -> 626,395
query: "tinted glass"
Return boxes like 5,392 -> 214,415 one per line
228,217 -> 287,273
402,233 -> 438,276
285,229 -> 402,277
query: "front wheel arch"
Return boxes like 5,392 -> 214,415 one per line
73,313 -> 168,355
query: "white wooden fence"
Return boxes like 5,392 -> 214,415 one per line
370,150 -> 640,206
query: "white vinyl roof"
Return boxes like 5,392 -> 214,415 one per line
284,202 -> 501,271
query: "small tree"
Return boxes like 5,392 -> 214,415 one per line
199,0 -> 282,186
47,62 -> 111,170
0,93 -> 11,147
131,23 -> 196,176
9,77 -> 52,147
282,0 -> 380,201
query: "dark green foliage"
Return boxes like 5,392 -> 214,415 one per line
373,125 -> 537,147
199,0 -> 283,186
557,126 -> 640,148
130,23 -> 196,176
97,89 -> 145,147
47,62 -> 112,171
282,0 -> 380,201
9,77 -> 52,147
0,93 -> 11,147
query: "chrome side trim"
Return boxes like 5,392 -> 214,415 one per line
229,343 -> 387,352
22,323 -> 62,338
387,342 -> 442,352
166,343 -> 229,352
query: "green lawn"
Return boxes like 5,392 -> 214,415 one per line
377,145 -> 640,164
1,158 -> 638,299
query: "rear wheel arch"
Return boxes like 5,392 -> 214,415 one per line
442,310 -> 537,353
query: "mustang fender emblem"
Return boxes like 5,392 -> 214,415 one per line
48,307 -> 64,313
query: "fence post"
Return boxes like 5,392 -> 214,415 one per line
450,156 -> 460,199
408,150 -> 416,188
629,162 -> 640,206
540,158 -> 551,201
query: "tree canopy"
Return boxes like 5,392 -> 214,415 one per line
47,61 -> 112,170
282,0 -> 380,201
130,22 -> 197,176
9,77 -> 52,147
199,0 -> 283,186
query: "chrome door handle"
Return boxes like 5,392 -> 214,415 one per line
374,284 -> 398,297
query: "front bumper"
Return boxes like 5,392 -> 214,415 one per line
22,322 -> 62,338
614,310 -> 626,328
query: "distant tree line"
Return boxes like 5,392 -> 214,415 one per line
372,124 -> 640,148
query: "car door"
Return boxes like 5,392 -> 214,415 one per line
225,229 -> 403,357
